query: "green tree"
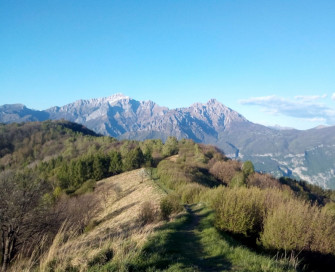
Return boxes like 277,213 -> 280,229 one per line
242,161 -> 255,177
123,147 -> 144,171
109,151 -> 123,175
93,154 -> 110,181
162,136 -> 179,157
143,149 -> 154,167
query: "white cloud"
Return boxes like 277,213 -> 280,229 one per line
240,95 -> 335,125
294,94 -> 327,102
332,93 -> 335,100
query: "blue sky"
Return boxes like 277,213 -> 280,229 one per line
1,0 -> 334,129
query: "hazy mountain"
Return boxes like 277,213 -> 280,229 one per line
0,104 -> 49,123
1,93 -> 335,188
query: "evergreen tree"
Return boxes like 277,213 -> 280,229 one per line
109,151 -> 123,175
123,147 -> 144,171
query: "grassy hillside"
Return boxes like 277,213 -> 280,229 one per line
36,169 -> 164,272
0,121 -> 335,271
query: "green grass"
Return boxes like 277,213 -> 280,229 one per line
92,204 -> 297,271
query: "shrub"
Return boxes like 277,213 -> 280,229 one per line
261,199 -> 335,254
157,160 -> 189,190
138,201 -> 157,225
74,179 -> 96,195
214,187 -> 265,236
247,172 -> 281,189
209,160 -> 241,185
162,136 -> 179,157
54,193 -> 101,233
242,160 -> 255,177
201,185 -> 226,210
260,199 -> 314,252
229,172 -> 246,188
178,183 -> 206,204
310,211 -> 335,254
160,194 -> 182,220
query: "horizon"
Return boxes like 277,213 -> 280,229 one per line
1,1 -> 334,130
2,92 -> 332,131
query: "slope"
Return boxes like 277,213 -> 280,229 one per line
39,169 -> 165,271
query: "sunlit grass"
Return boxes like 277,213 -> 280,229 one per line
103,204 -> 297,272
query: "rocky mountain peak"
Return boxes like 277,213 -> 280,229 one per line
104,93 -> 130,104
1,94 -> 335,188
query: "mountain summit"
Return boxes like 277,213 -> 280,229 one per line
1,94 -> 335,188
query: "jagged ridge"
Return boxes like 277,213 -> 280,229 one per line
1,94 -> 335,188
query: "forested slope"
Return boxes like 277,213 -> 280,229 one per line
0,121 -> 334,271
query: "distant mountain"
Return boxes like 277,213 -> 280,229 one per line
268,124 -> 295,130
0,104 -> 49,123
1,94 -> 335,188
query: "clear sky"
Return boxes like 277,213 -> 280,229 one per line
1,0 -> 334,129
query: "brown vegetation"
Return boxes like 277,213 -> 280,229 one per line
247,172 -> 282,189
209,160 -> 242,185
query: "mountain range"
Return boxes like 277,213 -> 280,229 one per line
1,93 -> 334,189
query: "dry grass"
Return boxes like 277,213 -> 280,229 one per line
167,154 -> 179,162
38,168 -> 165,271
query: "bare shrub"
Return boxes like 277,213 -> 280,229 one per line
209,160 -> 241,185
54,193 -> 102,233
138,201 -> 157,225
247,172 -> 281,189
0,170 -> 51,271
95,182 -> 121,209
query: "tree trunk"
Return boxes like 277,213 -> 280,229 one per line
1,226 -> 15,272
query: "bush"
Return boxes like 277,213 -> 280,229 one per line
138,201 -> 157,225
209,160 -> 241,185
157,160 -> 189,190
162,136 -> 179,157
178,183 -> 206,204
74,179 -> 96,195
214,187 -> 265,236
247,172 -> 281,189
160,194 -> 182,220
229,172 -> 246,188
260,199 -> 335,254
201,185 -> 226,210
261,199 -> 313,252
242,160 -> 255,177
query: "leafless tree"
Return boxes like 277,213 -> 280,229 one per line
0,170 -> 50,272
